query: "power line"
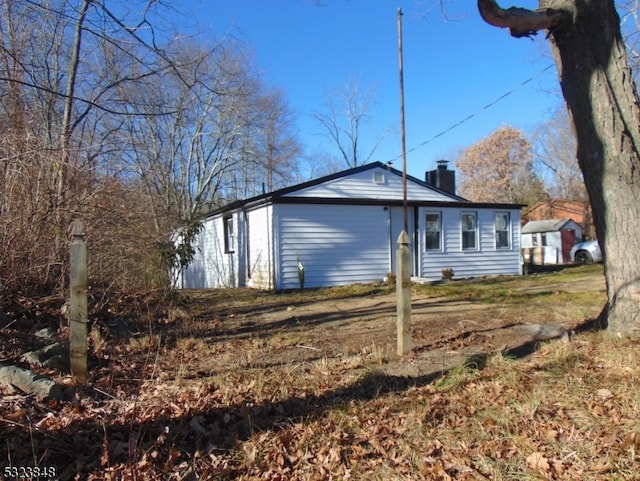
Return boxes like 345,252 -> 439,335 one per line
387,63 -> 556,162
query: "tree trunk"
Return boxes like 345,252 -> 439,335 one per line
478,0 -> 640,337
547,1 -> 640,337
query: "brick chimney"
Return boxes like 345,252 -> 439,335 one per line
426,160 -> 455,195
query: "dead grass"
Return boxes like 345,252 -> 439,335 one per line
4,264 -> 638,480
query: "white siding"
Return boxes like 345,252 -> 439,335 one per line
275,203 -> 391,289
521,231 -> 563,264
180,212 -> 243,288
418,207 -> 522,280
246,205 -> 274,289
284,166 -> 455,202
390,206 -> 416,275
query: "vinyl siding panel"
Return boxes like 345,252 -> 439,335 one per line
246,205 -> 274,289
180,212 -> 243,288
284,166 -> 456,202
275,203 -> 390,289
419,207 -> 522,280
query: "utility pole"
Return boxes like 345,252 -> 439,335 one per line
396,7 -> 411,356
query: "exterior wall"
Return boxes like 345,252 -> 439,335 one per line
246,205 -> 274,289
390,206 -> 416,275
418,207 -> 522,279
274,203 -> 391,289
285,166 -> 456,202
520,220 -> 583,264
179,211 -> 244,288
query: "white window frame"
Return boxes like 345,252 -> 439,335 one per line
373,171 -> 386,184
223,215 -> 235,254
495,212 -> 511,249
425,211 -> 442,251
461,212 -> 478,251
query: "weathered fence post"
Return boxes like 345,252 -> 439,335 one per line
396,230 -> 412,355
69,220 -> 88,383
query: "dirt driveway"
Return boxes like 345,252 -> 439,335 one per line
182,268 -> 606,379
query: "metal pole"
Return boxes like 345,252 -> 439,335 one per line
397,7 -> 408,232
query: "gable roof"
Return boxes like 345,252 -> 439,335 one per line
280,162 -> 465,202
521,218 -> 579,234
205,161 -> 523,217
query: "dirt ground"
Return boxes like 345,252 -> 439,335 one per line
0,266 -> 611,479
180,268 -> 606,380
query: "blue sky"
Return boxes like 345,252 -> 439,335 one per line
181,0 -> 562,180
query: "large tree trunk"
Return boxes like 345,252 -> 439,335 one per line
478,0 -> 640,337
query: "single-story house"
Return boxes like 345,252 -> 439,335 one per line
174,161 -> 525,290
520,218 -> 582,264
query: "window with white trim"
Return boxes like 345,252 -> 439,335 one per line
223,215 -> 234,253
425,212 -> 442,251
495,212 -> 510,249
373,171 -> 385,184
462,212 -> 477,250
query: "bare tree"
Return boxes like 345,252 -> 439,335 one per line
531,107 -> 587,202
313,76 -> 388,168
455,125 -> 547,206
254,88 -> 303,193
0,1 -> 213,291
478,0 -> 640,337
618,0 -> 640,81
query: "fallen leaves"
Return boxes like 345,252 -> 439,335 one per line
526,451 -> 550,472
1,282 -> 638,480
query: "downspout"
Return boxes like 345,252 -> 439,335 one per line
413,206 -> 420,276
270,204 -> 277,290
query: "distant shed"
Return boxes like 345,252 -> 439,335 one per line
521,218 -> 582,264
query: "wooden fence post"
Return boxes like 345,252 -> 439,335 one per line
396,230 -> 412,355
69,220 -> 88,383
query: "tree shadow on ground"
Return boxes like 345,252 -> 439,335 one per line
1,314 -> 605,480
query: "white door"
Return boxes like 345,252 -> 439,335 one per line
389,206 -> 415,275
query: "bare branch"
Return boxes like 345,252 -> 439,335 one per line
477,0 -> 568,38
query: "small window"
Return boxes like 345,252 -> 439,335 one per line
223,215 -> 234,253
425,212 -> 442,251
373,171 -> 385,184
462,212 -> 477,250
495,212 -> 510,249
540,233 -> 548,246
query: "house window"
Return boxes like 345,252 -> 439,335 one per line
462,212 -> 477,250
373,171 -> 385,184
425,212 -> 442,251
495,212 -> 510,249
223,215 -> 234,253
540,233 -> 547,246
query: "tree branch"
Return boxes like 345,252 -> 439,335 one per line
477,0 -> 569,38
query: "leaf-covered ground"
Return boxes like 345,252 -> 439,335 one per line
3,265 -> 638,480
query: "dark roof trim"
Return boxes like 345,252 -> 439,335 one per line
218,196 -> 524,214
274,197 -> 524,209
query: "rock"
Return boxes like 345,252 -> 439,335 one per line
42,355 -> 70,373
35,327 -> 57,339
22,342 -> 69,373
0,365 -> 65,400
515,324 -> 569,341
